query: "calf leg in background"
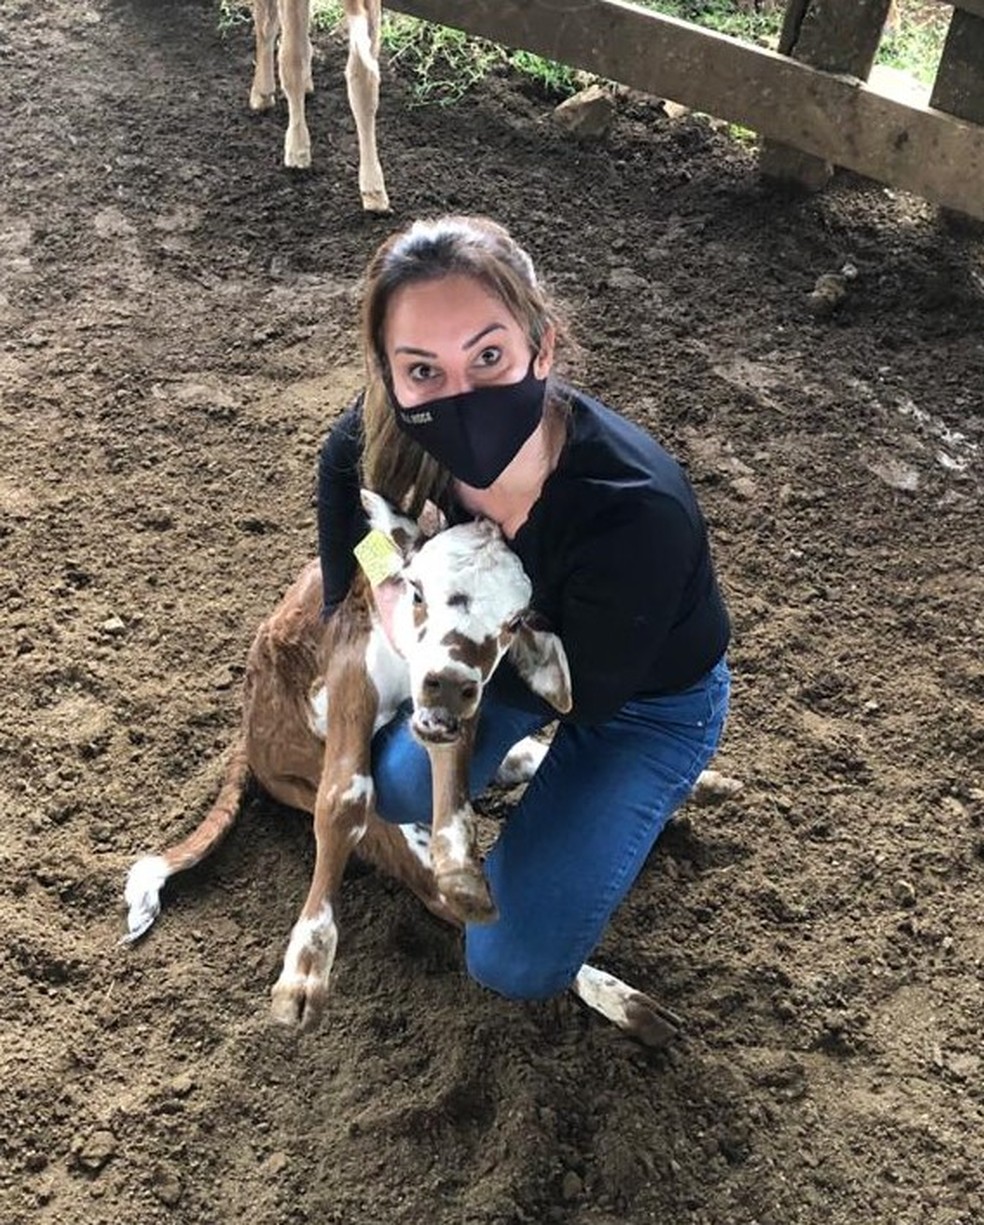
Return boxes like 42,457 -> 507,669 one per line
279,0 -> 313,167
345,0 -> 389,211
250,0 -> 280,110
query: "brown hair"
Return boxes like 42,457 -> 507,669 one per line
358,214 -> 572,517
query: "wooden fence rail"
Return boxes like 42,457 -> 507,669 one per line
386,0 -> 984,221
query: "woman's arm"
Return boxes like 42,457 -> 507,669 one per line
316,402 -> 366,617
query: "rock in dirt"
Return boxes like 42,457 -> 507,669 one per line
72,1129 -> 116,1173
151,1167 -> 182,1206
807,262 -> 858,316
892,879 -> 917,908
553,85 -> 615,138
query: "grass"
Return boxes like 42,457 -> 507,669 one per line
216,1 -> 950,97
635,1 -> 950,85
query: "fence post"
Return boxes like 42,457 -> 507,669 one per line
931,7 -> 984,121
760,0 -> 895,189
930,7 -> 984,227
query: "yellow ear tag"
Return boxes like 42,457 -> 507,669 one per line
354,528 -> 403,587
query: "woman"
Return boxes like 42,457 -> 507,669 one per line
318,215 -> 731,1002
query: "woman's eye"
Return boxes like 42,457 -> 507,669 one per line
476,346 -> 502,368
408,363 -> 436,383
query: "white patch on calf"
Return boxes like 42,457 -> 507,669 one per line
494,735 -> 549,787
278,902 -> 338,986
401,523 -> 530,640
432,806 -> 472,870
572,964 -> 682,1048
341,773 -> 374,806
365,624 -> 411,731
308,684 -> 329,738
399,823 -> 432,868
121,855 -> 170,943
347,13 -> 376,76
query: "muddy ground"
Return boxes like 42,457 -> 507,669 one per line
3,1 -> 984,1222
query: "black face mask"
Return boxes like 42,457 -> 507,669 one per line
391,360 -> 547,489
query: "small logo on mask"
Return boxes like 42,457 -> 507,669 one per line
403,409 -> 433,424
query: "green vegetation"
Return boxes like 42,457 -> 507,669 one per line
383,19 -> 513,104
216,0 -> 250,34
380,13 -> 582,104
635,1 -> 949,85
875,4 -> 952,85
639,0 -> 783,47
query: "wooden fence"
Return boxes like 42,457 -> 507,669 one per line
386,0 -> 984,222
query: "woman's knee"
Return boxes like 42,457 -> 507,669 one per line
465,927 -> 574,1001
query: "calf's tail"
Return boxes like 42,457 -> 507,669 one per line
121,734 -> 251,944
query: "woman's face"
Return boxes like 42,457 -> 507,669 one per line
383,273 -> 554,407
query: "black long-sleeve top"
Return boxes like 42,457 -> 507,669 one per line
317,387 -> 730,726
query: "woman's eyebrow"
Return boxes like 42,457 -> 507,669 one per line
463,322 -> 506,350
393,322 -> 507,358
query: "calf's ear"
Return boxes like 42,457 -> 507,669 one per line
360,489 -> 423,559
416,499 -> 448,539
508,624 -> 573,714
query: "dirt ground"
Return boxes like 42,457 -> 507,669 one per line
3,1 -> 984,1222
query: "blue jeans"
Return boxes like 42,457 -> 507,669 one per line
371,656 -> 731,1000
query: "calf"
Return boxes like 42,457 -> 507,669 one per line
250,0 -> 390,211
123,491 -> 686,1045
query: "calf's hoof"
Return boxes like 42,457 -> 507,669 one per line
437,867 -> 497,925
360,187 -> 391,213
249,87 -> 277,111
573,964 -> 684,1050
284,133 -> 312,170
623,991 -> 685,1050
270,978 -> 328,1032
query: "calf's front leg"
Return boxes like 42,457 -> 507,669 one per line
427,730 -> 496,925
270,758 -> 373,1030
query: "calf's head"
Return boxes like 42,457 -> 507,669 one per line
362,491 -> 572,744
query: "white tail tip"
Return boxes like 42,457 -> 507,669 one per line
120,855 -> 170,945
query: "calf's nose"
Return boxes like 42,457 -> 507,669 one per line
421,671 -> 479,713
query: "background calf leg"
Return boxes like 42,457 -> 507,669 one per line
279,0 -> 313,167
250,0 -> 280,110
345,2 -> 389,210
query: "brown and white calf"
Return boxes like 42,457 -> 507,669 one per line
250,0 -> 390,211
123,491 -> 686,1045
